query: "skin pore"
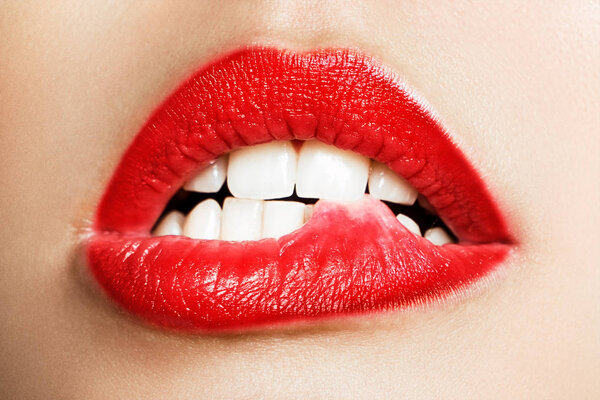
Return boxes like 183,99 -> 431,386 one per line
0,1 -> 598,399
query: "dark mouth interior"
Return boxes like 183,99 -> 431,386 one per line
155,184 -> 457,241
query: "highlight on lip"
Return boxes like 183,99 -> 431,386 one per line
86,47 -> 515,332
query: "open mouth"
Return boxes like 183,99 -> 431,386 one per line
86,47 -> 514,332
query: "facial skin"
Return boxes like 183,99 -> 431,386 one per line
0,1 -> 598,398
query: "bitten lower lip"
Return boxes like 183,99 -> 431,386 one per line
87,47 -> 514,332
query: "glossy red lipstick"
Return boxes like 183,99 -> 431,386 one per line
87,48 -> 514,331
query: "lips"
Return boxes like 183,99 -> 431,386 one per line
87,47 -> 514,332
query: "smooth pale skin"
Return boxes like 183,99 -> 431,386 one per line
0,1 -> 598,399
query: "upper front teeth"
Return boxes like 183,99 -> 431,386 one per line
227,141 -> 297,200
296,140 -> 370,201
184,139 -> 417,204
369,161 -> 418,205
184,156 -> 227,193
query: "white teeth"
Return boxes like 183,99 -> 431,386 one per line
424,227 -> 455,245
296,140 -> 370,201
152,211 -> 184,236
220,197 -> 264,241
182,199 -> 221,240
262,201 -> 305,239
304,204 -> 314,223
369,162 -> 418,205
159,141 -> 447,242
184,156 -> 227,193
227,141 -> 297,200
396,214 -> 421,236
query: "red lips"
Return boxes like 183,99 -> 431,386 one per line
87,48 -> 514,331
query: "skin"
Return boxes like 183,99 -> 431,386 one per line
0,1 -> 598,399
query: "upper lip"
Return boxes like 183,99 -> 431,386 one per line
86,47 -> 514,332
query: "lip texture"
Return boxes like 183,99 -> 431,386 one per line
87,48 -> 514,331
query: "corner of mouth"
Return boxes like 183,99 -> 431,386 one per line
84,46 -> 516,333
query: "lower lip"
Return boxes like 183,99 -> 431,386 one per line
87,47 -> 514,332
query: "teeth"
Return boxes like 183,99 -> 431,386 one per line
182,199 -> 221,240
220,197 -> 264,241
396,214 -> 421,236
227,141 -> 297,200
304,204 -> 314,223
152,211 -> 184,236
160,141 -> 448,242
262,201 -> 305,239
184,156 -> 227,193
369,162 -> 418,205
296,140 -> 370,201
424,227 -> 455,245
